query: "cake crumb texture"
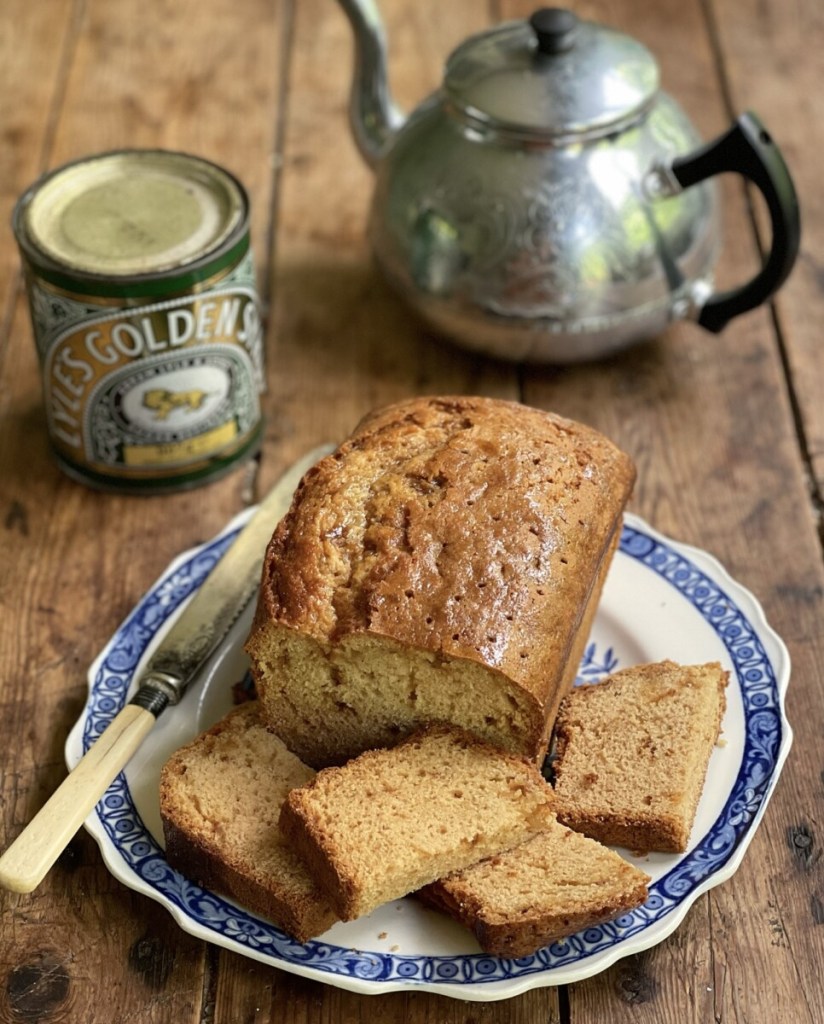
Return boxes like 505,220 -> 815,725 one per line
420,815 -> 650,957
159,703 -> 337,942
552,661 -> 729,853
279,724 -> 555,921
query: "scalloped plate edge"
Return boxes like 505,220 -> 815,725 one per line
66,510 -> 793,1001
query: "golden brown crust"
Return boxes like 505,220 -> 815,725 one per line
259,396 -> 633,684
466,880 -> 650,958
163,818 -> 335,943
548,811 -> 687,854
246,396 -> 635,766
278,791 -> 358,921
538,526 -> 621,752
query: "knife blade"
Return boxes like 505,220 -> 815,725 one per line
0,444 -> 332,894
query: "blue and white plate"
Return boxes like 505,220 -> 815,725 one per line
66,511 -> 792,1001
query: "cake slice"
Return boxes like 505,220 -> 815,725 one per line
159,703 -> 337,943
279,724 -> 555,921
419,815 -> 650,957
552,661 -> 728,853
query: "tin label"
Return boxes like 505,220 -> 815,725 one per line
27,250 -> 264,484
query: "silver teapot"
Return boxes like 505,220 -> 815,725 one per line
337,3 -> 800,362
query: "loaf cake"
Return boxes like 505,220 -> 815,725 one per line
419,815 -> 650,957
278,725 -> 555,921
552,661 -> 729,853
159,704 -> 337,943
246,395 -> 635,767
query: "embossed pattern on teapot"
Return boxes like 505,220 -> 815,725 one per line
337,2 -> 800,363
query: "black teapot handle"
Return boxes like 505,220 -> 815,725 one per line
669,111 -> 800,333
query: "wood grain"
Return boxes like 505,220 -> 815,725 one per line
498,0 -> 824,1021
0,0 -> 821,1020
0,0 -> 285,1020
256,0 -> 518,500
704,0 -> 824,494
211,0 -> 546,1019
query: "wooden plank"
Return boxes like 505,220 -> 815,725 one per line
695,5 -> 824,1020
704,0 -> 824,491
0,14 -> 93,1023
210,0 -> 554,1020
495,1 -> 824,1022
0,0 -> 75,491
253,0 -> 519,499
0,0 -> 285,1020
3,0 -> 819,1021
0,0 -> 77,334
217,955 -> 564,1023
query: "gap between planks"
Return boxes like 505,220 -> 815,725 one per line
244,0 -> 296,508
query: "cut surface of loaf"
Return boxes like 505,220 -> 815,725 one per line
553,661 -> 729,853
279,725 -> 555,921
159,703 -> 337,943
419,815 -> 650,958
246,395 -> 635,768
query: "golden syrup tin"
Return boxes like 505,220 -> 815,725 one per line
13,150 -> 264,493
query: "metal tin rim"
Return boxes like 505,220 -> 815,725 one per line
12,149 -> 251,297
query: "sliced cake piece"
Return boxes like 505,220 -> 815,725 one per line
279,724 -> 555,921
552,660 -> 728,853
159,703 -> 337,943
420,815 -> 650,957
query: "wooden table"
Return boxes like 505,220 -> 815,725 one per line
1,0 -> 822,1020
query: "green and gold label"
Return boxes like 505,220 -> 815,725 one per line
27,249 -> 264,485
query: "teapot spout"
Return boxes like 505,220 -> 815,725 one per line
337,0 -> 404,168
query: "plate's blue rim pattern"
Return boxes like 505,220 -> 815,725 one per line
81,517 -> 787,988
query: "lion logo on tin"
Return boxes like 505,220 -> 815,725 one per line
142,387 -> 211,421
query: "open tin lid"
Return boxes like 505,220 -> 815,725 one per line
443,7 -> 659,139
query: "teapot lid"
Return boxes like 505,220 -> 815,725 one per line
443,8 -> 659,139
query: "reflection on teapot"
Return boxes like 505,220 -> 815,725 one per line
336,2 -> 800,363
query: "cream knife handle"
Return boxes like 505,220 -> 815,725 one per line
0,704 -> 156,894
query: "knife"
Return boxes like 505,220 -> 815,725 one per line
0,444 -> 332,894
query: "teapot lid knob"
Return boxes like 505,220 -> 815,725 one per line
444,8 -> 658,137
529,8 -> 579,54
